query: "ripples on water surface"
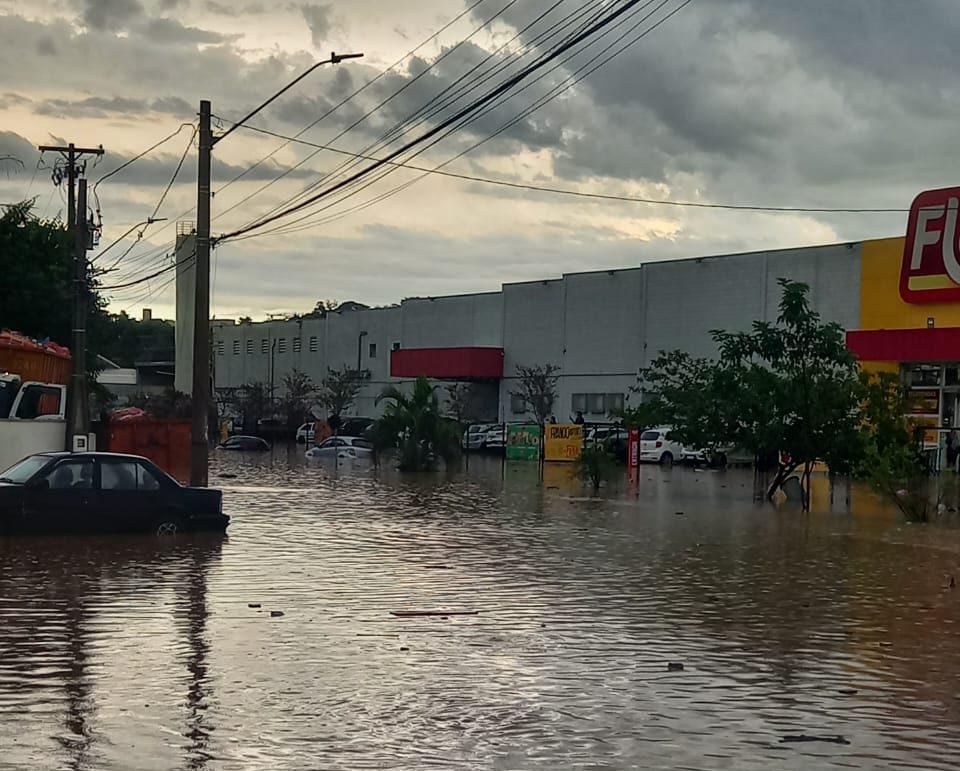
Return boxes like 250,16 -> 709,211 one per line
1,449 -> 959,770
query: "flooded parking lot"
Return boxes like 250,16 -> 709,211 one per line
2,450 -> 960,770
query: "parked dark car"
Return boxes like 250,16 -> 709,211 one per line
218,435 -> 270,451
0,452 -> 228,536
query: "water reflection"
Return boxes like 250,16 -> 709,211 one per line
1,453 -> 959,770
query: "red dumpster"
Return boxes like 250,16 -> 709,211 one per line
106,418 -> 191,484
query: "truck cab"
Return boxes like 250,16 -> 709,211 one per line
0,374 -> 66,420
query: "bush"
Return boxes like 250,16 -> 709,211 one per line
575,446 -> 617,490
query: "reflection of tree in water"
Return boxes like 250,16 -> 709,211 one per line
0,537 -> 222,771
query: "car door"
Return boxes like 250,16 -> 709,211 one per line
97,459 -> 165,533
22,458 -> 96,534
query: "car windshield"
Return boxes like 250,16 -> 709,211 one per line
641,431 -> 660,440
0,454 -> 53,484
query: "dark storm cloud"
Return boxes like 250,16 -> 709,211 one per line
300,3 -> 334,48
77,0 -> 143,30
137,17 -> 230,45
32,94 -> 193,118
0,131 -> 39,165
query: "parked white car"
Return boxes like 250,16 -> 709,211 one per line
484,424 -> 507,450
305,436 -> 374,459
639,427 -> 683,465
462,423 -> 496,450
295,422 -> 317,444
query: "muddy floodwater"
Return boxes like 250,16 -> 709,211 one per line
2,451 -> 960,770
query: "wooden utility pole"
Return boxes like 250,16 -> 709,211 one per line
190,51 -> 362,485
191,100 -> 212,487
38,142 -> 103,451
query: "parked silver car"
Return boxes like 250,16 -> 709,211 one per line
305,436 -> 374,459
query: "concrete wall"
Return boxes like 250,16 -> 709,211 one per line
0,420 -> 66,471
212,241 -> 865,424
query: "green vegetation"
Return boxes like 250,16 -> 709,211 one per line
575,445 -> 618,490
640,279 -> 922,515
376,376 -> 461,471
280,369 -> 316,429
317,365 -> 362,418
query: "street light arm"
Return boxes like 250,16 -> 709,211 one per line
214,52 -> 364,146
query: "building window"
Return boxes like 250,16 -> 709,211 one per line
293,337 -> 302,353
605,393 -> 624,413
261,339 -> 268,354
587,393 -> 605,414
232,340 -> 240,355
572,393 -> 587,413
392,341 -> 401,351
217,341 -> 224,356
246,340 -> 253,355
907,365 -> 940,388
277,338 -> 287,354
510,394 -> 527,414
309,336 -> 318,352
369,342 -> 377,358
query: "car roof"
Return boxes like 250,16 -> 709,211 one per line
34,451 -> 153,461
228,435 -> 265,440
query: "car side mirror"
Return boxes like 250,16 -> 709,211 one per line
26,477 -> 49,491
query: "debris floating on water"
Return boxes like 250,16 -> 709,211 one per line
781,735 -> 850,745
667,662 -> 684,671
248,603 -> 261,608
390,610 -> 479,618
270,610 -> 285,618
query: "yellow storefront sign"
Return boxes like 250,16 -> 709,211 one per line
544,424 -> 583,462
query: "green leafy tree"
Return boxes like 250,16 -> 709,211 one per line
232,382 -> 271,432
280,369 -> 316,429
317,365 -> 362,418
375,376 -> 461,471
641,279 -> 862,509
511,363 -> 560,425
614,400 -> 664,430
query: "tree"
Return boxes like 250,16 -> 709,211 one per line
511,363 -> 560,425
376,376 -> 461,471
279,369 -> 316,429
445,382 -> 478,426
232,382 -> 271,432
641,280 -> 862,509
855,372 -> 931,521
614,400 -> 664,430
317,365 -> 362,417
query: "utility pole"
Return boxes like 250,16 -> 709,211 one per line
191,100 -> 212,487
190,51 -> 362,486
38,142 -> 103,451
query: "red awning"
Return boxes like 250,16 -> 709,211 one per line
846,327 -> 960,362
390,347 -> 504,379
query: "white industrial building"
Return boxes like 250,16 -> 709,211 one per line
209,241 -> 862,422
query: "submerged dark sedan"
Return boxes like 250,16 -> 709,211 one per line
0,452 -> 229,536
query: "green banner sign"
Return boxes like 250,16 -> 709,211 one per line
506,423 -> 541,461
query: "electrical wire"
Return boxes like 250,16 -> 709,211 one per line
218,0 -> 652,242
231,0 -> 592,230
100,249 -> 195,291
224,122 -> 907,215
242,0 -> 691,239
212,0 -> 522,231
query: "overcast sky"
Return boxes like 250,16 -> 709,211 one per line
1,0 -> 957,320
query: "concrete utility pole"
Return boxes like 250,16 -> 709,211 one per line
38,142 -> 103,451
191,101 -> 212,487
191,51 -> 362,486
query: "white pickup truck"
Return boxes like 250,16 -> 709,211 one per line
0,374 -> 67,472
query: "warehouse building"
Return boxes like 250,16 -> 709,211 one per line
211,240 -> 864,423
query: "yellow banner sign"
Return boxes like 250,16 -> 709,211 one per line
544,424 -> 583,462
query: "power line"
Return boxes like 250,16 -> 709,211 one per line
213,0 -> 522,231
255,0 -> 695,239
99,248 -> 195,291
220,0 -> 676,240
219,0 -> 659,242
236,0 -> 592,230
224,122 -> 907,215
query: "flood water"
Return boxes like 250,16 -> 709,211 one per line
2,450 -> 960,770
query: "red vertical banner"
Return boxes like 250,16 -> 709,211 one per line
628,428 -> 640,468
